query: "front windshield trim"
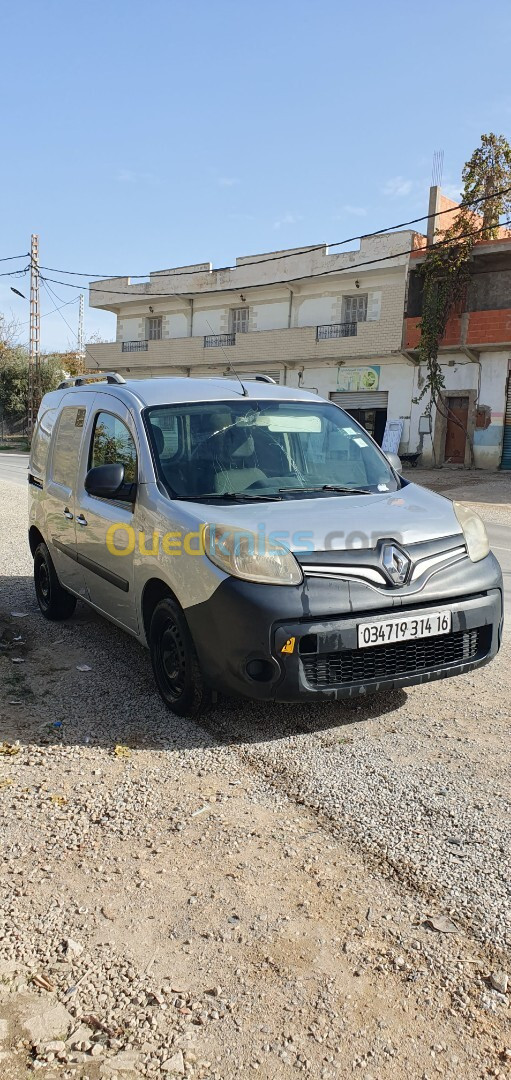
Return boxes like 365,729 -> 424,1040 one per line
142,399 -> 400,501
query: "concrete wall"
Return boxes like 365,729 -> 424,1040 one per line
89,231 -> 419,313
408,350 -> 509,469
252,299 -> 290,331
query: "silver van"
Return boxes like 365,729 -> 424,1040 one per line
28,373 -> 503,716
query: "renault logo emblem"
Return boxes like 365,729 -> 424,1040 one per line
381,543 -> 410,586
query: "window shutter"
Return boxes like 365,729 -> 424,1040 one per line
231,308 -> 249,334
367,291 -> 382,322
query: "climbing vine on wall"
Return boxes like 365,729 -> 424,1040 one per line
415,134 -> 511,436
415,219 -> 474,411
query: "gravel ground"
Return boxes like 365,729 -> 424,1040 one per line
402,468 -> 511,527
0,478 -> 510,1080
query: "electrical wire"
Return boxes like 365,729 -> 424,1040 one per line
40,278 -> 100,369
38,217 -> 511,301
17,294 -> 79,328
0,253 -> 29,263
36,183 -> 511,281
0,266 -> 30,278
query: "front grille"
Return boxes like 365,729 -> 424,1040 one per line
301,628 -> 487,689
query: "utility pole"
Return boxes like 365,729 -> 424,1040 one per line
77,293 -> 85,369
28,234 -> 40,436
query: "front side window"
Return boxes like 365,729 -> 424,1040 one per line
51,407 -> 85,487
145,400 -> 398,501
90,412 -> 137,484
343,294 -> 367,323
147,316 -> 163,340
230,307 -> 249,334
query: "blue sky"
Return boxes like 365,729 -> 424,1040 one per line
2,0 -> 511,350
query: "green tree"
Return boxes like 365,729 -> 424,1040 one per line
0,353 -> 65,422
462,133 -> 511,239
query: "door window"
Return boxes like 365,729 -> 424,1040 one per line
90,412 -> 137,483
51,407 -> 86,487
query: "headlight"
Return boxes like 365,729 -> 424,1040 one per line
453,501 -> 489,562
204,524 -> 303,585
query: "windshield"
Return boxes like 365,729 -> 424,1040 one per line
144,399 -> 399,500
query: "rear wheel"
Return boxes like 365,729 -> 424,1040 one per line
33,542 -> 77,620
149,597 -> 210,717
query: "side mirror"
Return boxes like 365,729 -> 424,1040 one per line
85,463 -> 131,500
385,452 -> 402,473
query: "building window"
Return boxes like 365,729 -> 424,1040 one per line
343,295 -> 368,323
230,307 -> 249,334
147,316 -> 163,340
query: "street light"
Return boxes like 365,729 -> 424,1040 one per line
10,287 -> 26,299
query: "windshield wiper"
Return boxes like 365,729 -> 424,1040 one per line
176,491 -> 282,502
278,485 -> 372,495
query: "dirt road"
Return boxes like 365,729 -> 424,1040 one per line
0,477 -> 509,1080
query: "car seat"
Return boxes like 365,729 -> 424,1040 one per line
214,427 -> 267,493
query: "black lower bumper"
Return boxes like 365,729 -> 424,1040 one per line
185,556 -> 503,703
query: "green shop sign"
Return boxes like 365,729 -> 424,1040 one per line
336,366 -> 380,392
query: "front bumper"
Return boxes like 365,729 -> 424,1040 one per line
185,553 -> 503,702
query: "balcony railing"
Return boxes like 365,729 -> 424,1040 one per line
121,340 -> 149,352
316,322 -> 357,340
204,333 -> 235,348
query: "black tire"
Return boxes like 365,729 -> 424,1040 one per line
33,541 -> 77,621
149,597 -> 210,717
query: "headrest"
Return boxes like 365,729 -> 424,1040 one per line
228,428 -> 255,458
152,425 -> 164,455
209,412 -> 231,431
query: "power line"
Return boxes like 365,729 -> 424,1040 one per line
0,253 -> 29,263
0,266 -> 30,278
36,183 -> 511,281
40,278 -> 101,368
38,217 -> 511,302
18,294 -> 79,328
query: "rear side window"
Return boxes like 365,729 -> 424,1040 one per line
51,407 -> 86,487
31,407 -> 58,478
90,412 -> 137,483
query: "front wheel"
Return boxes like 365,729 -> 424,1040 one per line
34,542 -> 77,620
149,597 -> 210,717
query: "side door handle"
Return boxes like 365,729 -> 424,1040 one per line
63,508 -> 74,520
76,515 -> 88,527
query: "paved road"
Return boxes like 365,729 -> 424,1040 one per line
0,452 -> 29,485
2,453 -> 509,620
487,522 -> 511,622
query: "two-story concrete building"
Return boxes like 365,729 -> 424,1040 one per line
87,192 -> 511,469
86,231 -> 424,449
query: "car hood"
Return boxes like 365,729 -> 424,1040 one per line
185,482 -> 463,553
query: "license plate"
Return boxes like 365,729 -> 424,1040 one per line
357,609 -> 452,648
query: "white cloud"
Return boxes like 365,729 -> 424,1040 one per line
342,204 -> 367,217
117,169 -> 159,185
383,176 -> 413,198
228,212 -> 255,221
218,176 -> 240,187
273,212 -> 302,230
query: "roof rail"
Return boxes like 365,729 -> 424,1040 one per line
57,371 -> 126,390
253,373 -> 277,384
